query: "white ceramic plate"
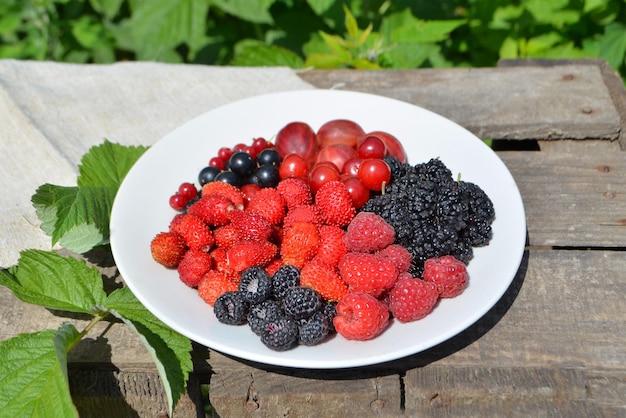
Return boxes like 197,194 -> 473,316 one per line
110,89 -> 526,369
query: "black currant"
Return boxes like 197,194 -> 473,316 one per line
215,170 -> 242,187
229,151 -> 255,178
198,166 -> 221,186
255,165 -> 280,188
256,148 -> 281,167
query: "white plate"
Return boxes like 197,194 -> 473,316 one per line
110,89 -> 526,369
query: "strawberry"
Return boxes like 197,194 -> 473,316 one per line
280,221 -> 320,268
389,276 -> 439,322
213,224 -> 241,249
314,180 -> 356,227
227,209 -> 273,241
333,292 -> 390,341
282,204 -> 322,229
376,244 -> 412,273
422,255 -> 468,298
150,232 -> 187,268
197,270 -> 239,306
314,224 -> 348,268
300,259 -> 348,302
209,247 -> 230,274
187,193 -> 234,226
168,213 -> 214,251
201,181 -> 244,208
276,177 -> 313,210
343,211 -> 395,253
246,187 -> 286,225
226,240 -> 278,273
177,249 -> 213,287
265,257 -> 284,276
338,252 -> 398,297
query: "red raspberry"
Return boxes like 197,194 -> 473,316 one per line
246,187 -> 286,225
343,212 -> 395,253
422,255 -> 468,298
338,252 -> 398,297
334,292 -> 390,341
389,276 -> 439,322
314,180 -> 356,228
300,259 -> 349,302
169,214 -> 214,252
177,249 -> 213,287
376,244 -> 412,273
276,177 -> 313,210
314,224 -> 348,268
280,222 -> 320,269
150,232 -> 187,268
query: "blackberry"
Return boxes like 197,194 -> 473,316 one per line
461,181 -> 495,246
283,286 -> 322,320
382,156 -> 410,181
261,316 -> 299,351
321,301 -> 338,333
238,266 -> 272,304
247,299 -> 284,336
435,186 -> 469,232
271,264 -> 300,300
213,292 -> 249,325
414,158 -> 454,186
298,312 -> 330,346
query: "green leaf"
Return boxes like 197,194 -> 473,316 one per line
230,40 -> 304,68
343,5 -> 359,41
600,23 -> 626,69
306,0 -> 335,15
105,287 -> 193,415
88,0 -> 125,20
77,140 -> 148,189
304,52 -> 349,69
210,0 -> 276,24
0,250 -> 107,313
499,36 -> 520,59
525,32 -> 564,55
0,326 -> 80,418
319,31 -> 352,62
393,20 -> 466,43
380,43 -> 439,69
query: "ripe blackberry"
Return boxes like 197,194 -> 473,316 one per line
462,181 -> 495,246
298,312 -> 330,346
213,292 -> 249,325
238,266 -> 272,304
382,156 -> 411,181
414,158 -> 453,186
283,286 -> 322,320
247,299 -> 284,336
321,301 -> 338,333
261,316 -> 299,351
435,186 -> 469,232
271,264 -> 300,300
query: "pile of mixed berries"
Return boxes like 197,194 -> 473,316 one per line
150,119 -> 495,351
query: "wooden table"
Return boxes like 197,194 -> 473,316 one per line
2,59 -> 625,417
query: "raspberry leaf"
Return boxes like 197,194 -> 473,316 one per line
77,140 -> 148,189
0,324 -> 81,418
104,287 -> 193,416
0,250 -> 107,313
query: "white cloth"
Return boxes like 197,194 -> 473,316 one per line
0,60 -> 314,266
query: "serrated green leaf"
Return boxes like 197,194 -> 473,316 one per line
105,287 -> 193,415
0,326 -> 80,418
0,250 -> 107,313
211,0 -> 276,24
78,140 -> 148,189
600,23 -> 626,69
230,40 -> 304,68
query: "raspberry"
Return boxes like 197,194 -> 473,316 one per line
177,249 -> 213,287
314,181 -> 356,227
226,240 -> 278,273
282,204 -> 322,229
247,299 -> 283,336
201,181 -> 244,208
271,264 -> 300,300
227,209 -> 273,242
314,225 -> 348,268
197,270 -> 239,306
150,232 -> 187,268
169,213 -> 214,251
300,259 -> 348,302
238,266 -> 273,304
333,292 -> 390,341
280,222 -> 320,268
187,193 -> 234,226
298,311 -> 330,346
343,212 -> 395,253
261,316 -> 299,351
276,177 -> 313,210
388,276 -> 439,322
282,286 -> 322,320
213,291 -> 249,325
213,224 -> 241,249
246,187 -> 286,225
422,255 -> 468,298
376,244 -> 412,273
338,252 -> 398,297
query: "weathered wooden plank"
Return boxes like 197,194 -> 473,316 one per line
497,141 -> 626,247
298,64 -> 621,141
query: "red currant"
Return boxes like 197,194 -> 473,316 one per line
178,182 -> 198,200
217,147 -> 233,162
357,158 -> 391,191
209,157 -> 225,170
169,193 -> 187,211
241,183 -> 261,205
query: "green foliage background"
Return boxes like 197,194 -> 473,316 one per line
1,0 -> 625,80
